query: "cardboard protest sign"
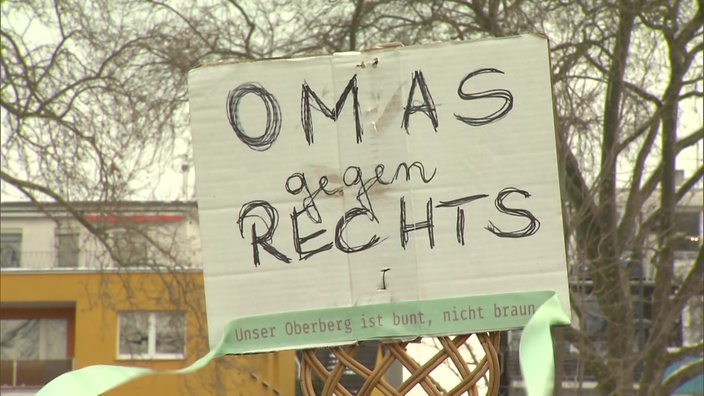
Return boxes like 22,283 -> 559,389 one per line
188,34 -> 570,351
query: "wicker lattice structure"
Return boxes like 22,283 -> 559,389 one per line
299,332 -> 501,396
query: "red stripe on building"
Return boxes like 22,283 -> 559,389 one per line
84,214 -> 183,223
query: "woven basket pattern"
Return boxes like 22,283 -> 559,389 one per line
299,332 -> 500,395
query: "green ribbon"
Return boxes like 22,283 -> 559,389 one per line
38,291 -> 568,396
519,293 -> 571,396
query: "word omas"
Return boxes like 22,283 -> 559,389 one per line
225,68 -> 514,150
236,161 -> 540,267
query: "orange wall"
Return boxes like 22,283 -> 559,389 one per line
0,271 -> 295,395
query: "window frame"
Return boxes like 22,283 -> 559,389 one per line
0,318 -> 69,361
673,210 -> 703,252
116,311 -> 186,360
109,228 -> 151,267
55,227 -> 80,268
0,231 -> 22,268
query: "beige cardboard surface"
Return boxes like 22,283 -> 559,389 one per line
188,35 -> 570,347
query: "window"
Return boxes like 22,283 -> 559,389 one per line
571,285 -> 683,353
0,232 -> 22,268
581,295 -> 608,352
683,296 -> 703,346
110,229 -> 150,266
0,318 -> 71,388
118,311 -> 185,359
0,319 -> 68,360
56,228 -> 79,268
674,211 -> 702,252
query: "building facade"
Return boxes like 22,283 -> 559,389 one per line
0,201 -> 295,395
505,187 -> 703,395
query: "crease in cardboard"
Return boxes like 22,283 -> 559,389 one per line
331,53 -> 358,307
398,51 -> 423,306
355,288 -> 393,305
371,82 -> 404,134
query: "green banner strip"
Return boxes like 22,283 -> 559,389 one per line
520,293 -> 571,396
38,291 -> 569,396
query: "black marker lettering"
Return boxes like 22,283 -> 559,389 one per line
454,68 -> 513,126
226,83 -> 282,151
456,208 -> 465,245
301,75 -> 363,144
402,70 -> 438,133
335,207 -> 384,253
343,166 -> 377,222
485,187 -> 540,238
291,207 -> 333,260
392,161 -> 437,183
237,201 -> 291,266
285,173 -> 340,223
400,197 -> 435,249
339,161 -> 438,224
437,194 -> 490,245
